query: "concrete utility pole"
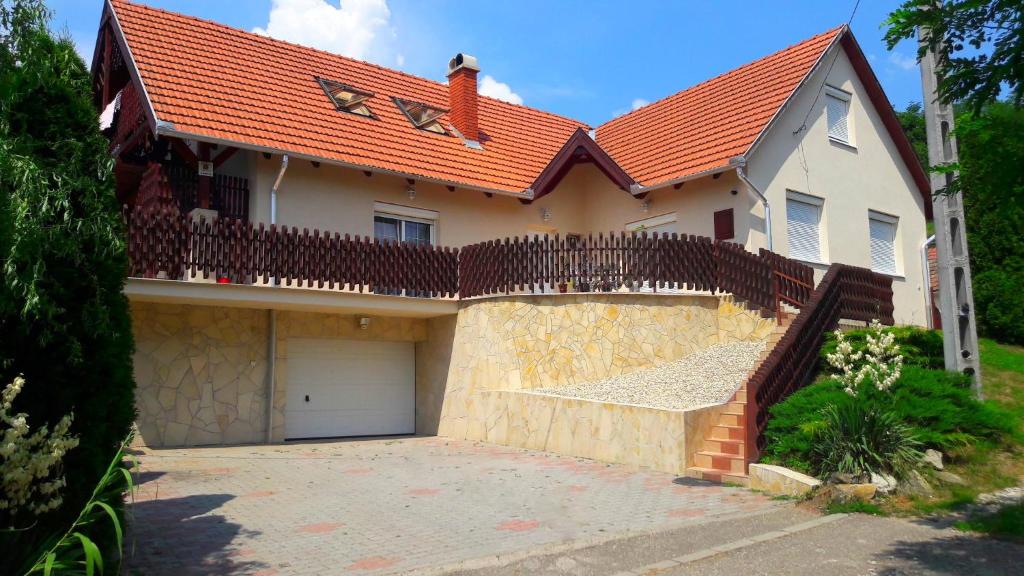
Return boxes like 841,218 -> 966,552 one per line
918,26 -> 983,397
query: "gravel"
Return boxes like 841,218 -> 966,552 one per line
533,341 -> 766,410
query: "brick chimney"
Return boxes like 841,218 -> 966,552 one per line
447,53 -> 480,141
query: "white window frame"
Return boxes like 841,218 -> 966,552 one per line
868,210 -> 900,276
373,201 -> 438,245
785,190 -> 827,265
824,85 -> 853,146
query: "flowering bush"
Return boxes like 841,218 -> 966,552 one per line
826,320 -> 904,396
1,376 -> 79,524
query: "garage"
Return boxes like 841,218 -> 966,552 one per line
285,338 -> 415,439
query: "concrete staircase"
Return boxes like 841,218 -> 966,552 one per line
686,314 -> 792,486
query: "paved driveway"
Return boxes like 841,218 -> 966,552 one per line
126,437 -> 784,575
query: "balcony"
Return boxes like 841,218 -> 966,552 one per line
124,207 -> 818,319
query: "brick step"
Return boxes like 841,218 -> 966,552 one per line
701,438 -> 746,456
685,467 -> 749,487
710,424 -> 745,441
718,412 -> 743,427
694,451 -> 746,474
725,401 -> 746,414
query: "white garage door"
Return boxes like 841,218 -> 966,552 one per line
285,338 -> 415,439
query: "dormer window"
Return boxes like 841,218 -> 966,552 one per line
394,97 -> 448,134
318,78 -> 374,118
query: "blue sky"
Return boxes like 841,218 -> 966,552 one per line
50,0 -> 923,126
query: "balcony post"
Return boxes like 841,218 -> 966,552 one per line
197,142 -> 212,209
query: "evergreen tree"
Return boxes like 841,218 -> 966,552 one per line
0,0 -> 135,560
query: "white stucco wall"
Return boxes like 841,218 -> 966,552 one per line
744,45 -> 929,326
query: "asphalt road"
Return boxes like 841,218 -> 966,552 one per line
443,508 -> 1024,576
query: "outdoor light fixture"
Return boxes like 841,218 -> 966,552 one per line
640,200 -> 651,213
359,317 -> 370,330
407,183 -> 416,200
541,208 -> 552,222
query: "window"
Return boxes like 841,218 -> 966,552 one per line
868,211 -> 899,275
394,97 -> 448,134
786,192 -> 824,263
373,202 -> 436,245
825,86 -> 851,144
714,209 -> 735,241
317,78 -> 375,117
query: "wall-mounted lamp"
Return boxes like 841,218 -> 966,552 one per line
640,199 -> 651,213
359,317 -> 371,330
406,184 -> 416,200
541,207 -> 552,222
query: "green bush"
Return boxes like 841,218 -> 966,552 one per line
811,402 -> 922,478
973,268 -> 1024,347
761,367 -> 1018,475
820,326 -> 944,370
883,366 -> 1017,448
761,379 -> 852,472
1,1 -> 135,570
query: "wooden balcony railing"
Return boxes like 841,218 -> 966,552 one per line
164,164 -> 250,221
125,208 -> 818,316
745,264 -> 895,467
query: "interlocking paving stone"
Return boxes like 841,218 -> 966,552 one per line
126,437 -> 784,575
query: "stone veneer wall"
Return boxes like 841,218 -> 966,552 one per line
132,302 -> 270,447
133,303 -> 428,447
434,293 -> 775,441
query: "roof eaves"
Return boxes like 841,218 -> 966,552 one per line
154,124 -> 530,200
103,0 -> 160,133
528,128 -> 635,202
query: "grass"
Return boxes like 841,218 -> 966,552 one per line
887,338 -> 1024,517
954,503 -> 1024,542
827,501 -> 884,515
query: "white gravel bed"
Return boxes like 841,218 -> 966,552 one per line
533,340 -> 766,410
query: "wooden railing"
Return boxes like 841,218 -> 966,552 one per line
126,208 -> 460,298
111,82 -> 143,151
458,233 -> 814,317
744,264 -> 895,466
164,164 -> 250,221
125,209 -> 816,315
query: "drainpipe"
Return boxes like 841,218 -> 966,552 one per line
265,309 -> 277,444
270,154 -> 289,225
265,154 -> 287,444
735,164 -> 773,252
921,234 -> 936,329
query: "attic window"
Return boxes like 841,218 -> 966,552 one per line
394,97 -> 448,134
318,78 -> 374,117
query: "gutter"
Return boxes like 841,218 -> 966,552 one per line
734,161 -> 773,252
920,234 -> 936,329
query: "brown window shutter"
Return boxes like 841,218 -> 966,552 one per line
714,208 -> 734,241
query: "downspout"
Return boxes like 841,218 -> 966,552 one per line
265,154 -> 287,443
270,154 -> 289,225
735,164 -> 773,252
920,234 -> 936,329
265,309 -> 277,443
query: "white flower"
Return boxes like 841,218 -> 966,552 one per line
826,321 -> 903,396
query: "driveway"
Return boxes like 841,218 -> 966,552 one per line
126,437 -> 784,575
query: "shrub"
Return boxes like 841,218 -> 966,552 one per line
882,366 -> 1017,448
811,402 -> 922,478
820,326 -> 944,371
0,1 -> 135,570
761,379 -> 852,472
1,376 -> 79,524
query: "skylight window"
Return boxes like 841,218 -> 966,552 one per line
393,97 -> 448,134
318,77 -> 374,117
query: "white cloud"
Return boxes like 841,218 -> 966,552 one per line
253,0 -> 395,64
631,98 -> 650,110
478,74 -> 524,105
888,51 -> 917,71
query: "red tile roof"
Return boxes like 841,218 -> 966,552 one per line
108,0 -> 587,194
596,27 -> 843,187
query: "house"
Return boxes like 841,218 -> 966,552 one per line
93,0 -> 923,481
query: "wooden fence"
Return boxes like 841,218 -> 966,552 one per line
125,209 -> 815,315
744,264 -> 895,466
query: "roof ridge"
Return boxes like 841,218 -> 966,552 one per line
111,0 -> 589,129
597,24 -> 845,131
